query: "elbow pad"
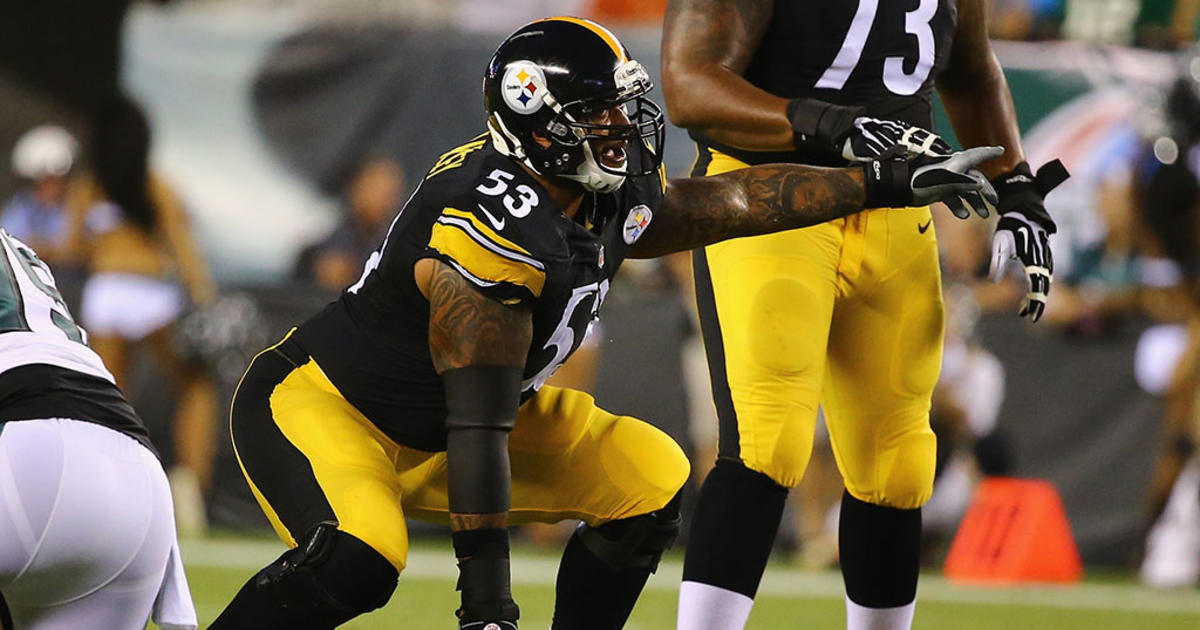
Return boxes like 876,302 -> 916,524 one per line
787,97 -> 864,158
443,366 -> 524,515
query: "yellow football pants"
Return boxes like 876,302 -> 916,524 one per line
693,147 -> 942,509
231,334 -> 690,572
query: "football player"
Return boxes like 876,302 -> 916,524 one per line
661,1 -> 1068,629
0,230 -> 196,630
210,16 -> 999,630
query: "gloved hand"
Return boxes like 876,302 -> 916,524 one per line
862,145 -> 1004,216
987,160 -> 1070,322
460,621 -> 518,630
842,117 -> 954,162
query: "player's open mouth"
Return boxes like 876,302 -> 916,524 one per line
598,141 -> 627,169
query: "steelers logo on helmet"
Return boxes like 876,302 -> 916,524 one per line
502,61 -> 547,115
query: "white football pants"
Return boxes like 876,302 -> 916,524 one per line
0,418 -> 196,630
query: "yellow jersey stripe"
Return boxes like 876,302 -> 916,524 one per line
436,215 -> 545,270
541,16 -> 627,63
428,223 -> 546,297
440,207 -> 536,260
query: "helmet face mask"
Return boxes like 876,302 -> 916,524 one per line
484,18 -> 666,194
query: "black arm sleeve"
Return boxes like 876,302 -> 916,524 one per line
443,365 -> 523,515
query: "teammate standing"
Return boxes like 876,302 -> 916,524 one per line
211,16 -> 998,630
661,1 -> 1067,629
0,230 -> 195,630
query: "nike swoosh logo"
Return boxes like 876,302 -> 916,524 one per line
477,204 -> 505,231
918,220 -> 931,234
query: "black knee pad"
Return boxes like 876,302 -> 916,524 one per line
574,492 -> 682,573
252,523 -> 398,626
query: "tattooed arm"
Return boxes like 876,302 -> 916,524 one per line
423,257 -> 532,532
422,257 -> 530,623
426,257 -> 532,375
629,164 -> 866,259
630,142 -> 1003,259
660,0 -> 791,151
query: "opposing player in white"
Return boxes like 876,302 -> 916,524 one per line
0,230 -> 196,630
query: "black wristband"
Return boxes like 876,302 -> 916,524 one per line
861,157 -> 913,209
455,530 -> 519,623
787,97 -> 864,156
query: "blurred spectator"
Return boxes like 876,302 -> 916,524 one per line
1129,48 -> 1200,586
2,125 -> 79,266
295,158 -> 405,292
69,94 -> 218,536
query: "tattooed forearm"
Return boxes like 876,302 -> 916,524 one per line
629,165 -> 867,259
427,260 -> 532,373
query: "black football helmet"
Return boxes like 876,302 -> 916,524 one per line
483,16 -> 665,193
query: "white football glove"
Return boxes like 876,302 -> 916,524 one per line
842,117 -> 954,162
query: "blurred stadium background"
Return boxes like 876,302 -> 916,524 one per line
3,0 -> 1200,627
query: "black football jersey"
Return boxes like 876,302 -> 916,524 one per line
692,0 -> 958,166
295,134 -> 664,451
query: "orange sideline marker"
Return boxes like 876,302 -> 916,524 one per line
944,477 -> 1083,584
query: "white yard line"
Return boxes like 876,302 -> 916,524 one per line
181,538 -> 1200,615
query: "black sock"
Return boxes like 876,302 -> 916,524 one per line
551,526 -> 654,630
839,491 -> 921,608
681,459 -> 788,597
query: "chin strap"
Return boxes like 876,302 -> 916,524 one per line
560,141 -> 626,193
488,117 -> 526,162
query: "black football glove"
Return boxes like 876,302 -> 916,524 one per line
842,117 -> 954,162
987,160 -> 1070,323
863,146 -> 1004,214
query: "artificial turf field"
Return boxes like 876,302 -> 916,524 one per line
168,535 -> 1200,629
